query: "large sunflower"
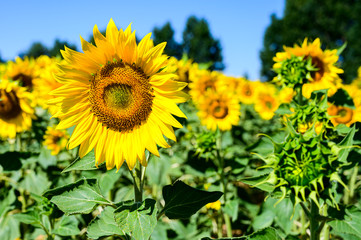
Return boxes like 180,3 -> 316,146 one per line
49,19 -> 188,170
273,38 -> 343,98
197,90 -> 240,131
0,79 -> 34,139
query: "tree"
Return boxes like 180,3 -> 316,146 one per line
153,22 -> 182,59
49,39 -> 77,57
21,42 -> 49,58
260,0 -> 361,83
182,16 -> 224,70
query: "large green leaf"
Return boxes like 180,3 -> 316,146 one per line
52,215 -> 80,236
62,150 -> 100,173
328,206 -> 361,237
87,207 -> 128,239
43,178 -> 111,215
160,180 -> 223,219
114,199 -> 157,240
13,211 -> 42,227
337,125 -> 356,164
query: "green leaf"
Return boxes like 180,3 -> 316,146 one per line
275,103 -> 294,115
328,206 -> 361,237
114,199 -> 157,240
13,211 -> 41,227
87,207 -> 128,239
338,125 -> 356,163
337,41 -> 347,56
240,174 -> 275,193
19,170 -> 51,195
253,210 -> 275,230
160,180 -> 223,219
62,150 -> 100,173
52,215 -> 80,236
0,151 -> 30,171
43,178 -> 111,215
224,199 -> 239,221
201,227 -> 281,240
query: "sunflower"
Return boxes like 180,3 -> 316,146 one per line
197,90 -> 240,131
33,57 -> 64,113
254,84 -> 280,120
278,87 -> 295,104
4,56 -> 38,90
0,79 -> 34,139
236,80 -> 262,105
273,38 -> 343,98
43,126 -> 69,155
188,69 -> 224,103
327,104 -> 357,127
49,19 -> 188,170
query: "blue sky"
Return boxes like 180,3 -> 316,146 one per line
0,0 -> 284,80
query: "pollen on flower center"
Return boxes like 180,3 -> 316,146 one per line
104,84 -> 133,110
89,61 -> 154,132
0,89 -> 21,120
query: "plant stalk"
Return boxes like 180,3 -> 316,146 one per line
216,132 -> 232,237
131,161 -> 144,203
309,201 -> 320,240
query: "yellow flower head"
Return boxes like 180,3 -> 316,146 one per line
197,90 -> 240,131
206,200 -> 221,210
0,79 -> 34,139
254,84 -> 280,120
49,19 -> 188,170
278,87 -> 295,104
188,69 -> 224,103
328,104 -> 357,127
43,126 -> 69,155
273,38 -> 343,98
33,57 -> 64,113
3,56 -> 39,91
237,80 -> 262,105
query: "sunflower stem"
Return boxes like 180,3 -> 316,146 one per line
216,131 -> 232,237
132,161 -> 143,203
344,165 -> 358,204
321,204 -> 330,240
309,201 -> 320,240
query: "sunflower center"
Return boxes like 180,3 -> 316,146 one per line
265,101 -> 273,109
309,56 -> 325,82
211,101 -> 228,119
336,107 -> 353,124
0,90 -> 22,120
104,84 -> 133,110
89,61 -> 154,132
13,73 -> 33,89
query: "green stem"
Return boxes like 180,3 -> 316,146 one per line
131,161 -> 144,203
322,204 -> 329,240
216,132 -> 232,237
309,201 -> 320,240
301,208 -> 306,237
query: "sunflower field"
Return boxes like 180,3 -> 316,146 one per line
1,19 -> 361,240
